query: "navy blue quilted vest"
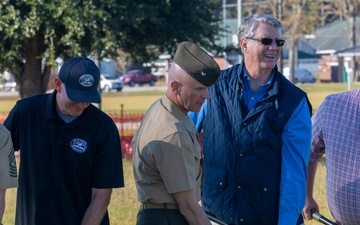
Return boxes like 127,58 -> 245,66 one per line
202,63 -> 311,224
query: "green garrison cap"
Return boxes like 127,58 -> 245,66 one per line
173,42 -> 220,87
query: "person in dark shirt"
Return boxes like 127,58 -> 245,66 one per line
4,56 -> 124,225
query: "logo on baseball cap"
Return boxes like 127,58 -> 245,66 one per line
58,57 -> 101,103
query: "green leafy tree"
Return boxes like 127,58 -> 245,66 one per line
0,0 -> 223,98
118,0 -> 225,61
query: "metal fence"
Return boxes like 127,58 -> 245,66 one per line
0,110 -> 146,158
106,109 -> 146,158
0,110 -> 204,158
0,113 -> 7,124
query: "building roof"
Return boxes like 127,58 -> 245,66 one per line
309,17 -> 360,54
333,45 -> 360,57
282,49 -> 320,60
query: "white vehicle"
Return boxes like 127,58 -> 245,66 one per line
100,74 -> 123,93
283,67 -> 316,84
4,81 -> 17,92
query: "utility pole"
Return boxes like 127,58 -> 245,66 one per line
238,0 -> 242,63
223,0 -> 228,68
97,55 -> 102,110
277,0 -> 283,73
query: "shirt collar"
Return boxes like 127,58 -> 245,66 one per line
243,69 -> 275,88
45,90 -> 59,120
161,95 -> 191,123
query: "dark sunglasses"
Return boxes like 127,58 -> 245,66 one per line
246,37 -> 285,47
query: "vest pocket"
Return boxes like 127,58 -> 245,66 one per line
203,167 -> 227,195
202,167 -> 234,223
260,175 -> 280,223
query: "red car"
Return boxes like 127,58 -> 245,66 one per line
120,69 -> 158,87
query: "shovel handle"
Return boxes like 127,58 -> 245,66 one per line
311,211 -> 337,225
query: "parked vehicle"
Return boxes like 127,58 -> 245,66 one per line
100,74 -> 123,93
120,69 -> 158,87
3,81 -> 17,92
283,67 -> 316,83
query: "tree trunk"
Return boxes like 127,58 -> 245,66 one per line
288,41 -> 297,83
12,35 -> 50,99
348,9 -> 357,81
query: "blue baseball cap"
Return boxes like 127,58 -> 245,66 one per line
58,57 -> 101,103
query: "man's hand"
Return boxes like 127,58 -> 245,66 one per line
301,196 -> 319,220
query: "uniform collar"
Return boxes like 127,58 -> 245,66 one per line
161,95 -> 190,123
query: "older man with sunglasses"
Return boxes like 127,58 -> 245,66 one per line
188,14 -> 312,225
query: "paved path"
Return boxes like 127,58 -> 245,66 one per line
0,85 -> 167,97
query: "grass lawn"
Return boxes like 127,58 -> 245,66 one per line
2,82 -> 360,224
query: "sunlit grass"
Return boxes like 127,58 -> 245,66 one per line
3,188 -> 16,224
108,158 -> 138,225
100,92 -> 163,111
299,82 -> 360,113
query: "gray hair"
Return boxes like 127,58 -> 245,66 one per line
237,14 -> 282,43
